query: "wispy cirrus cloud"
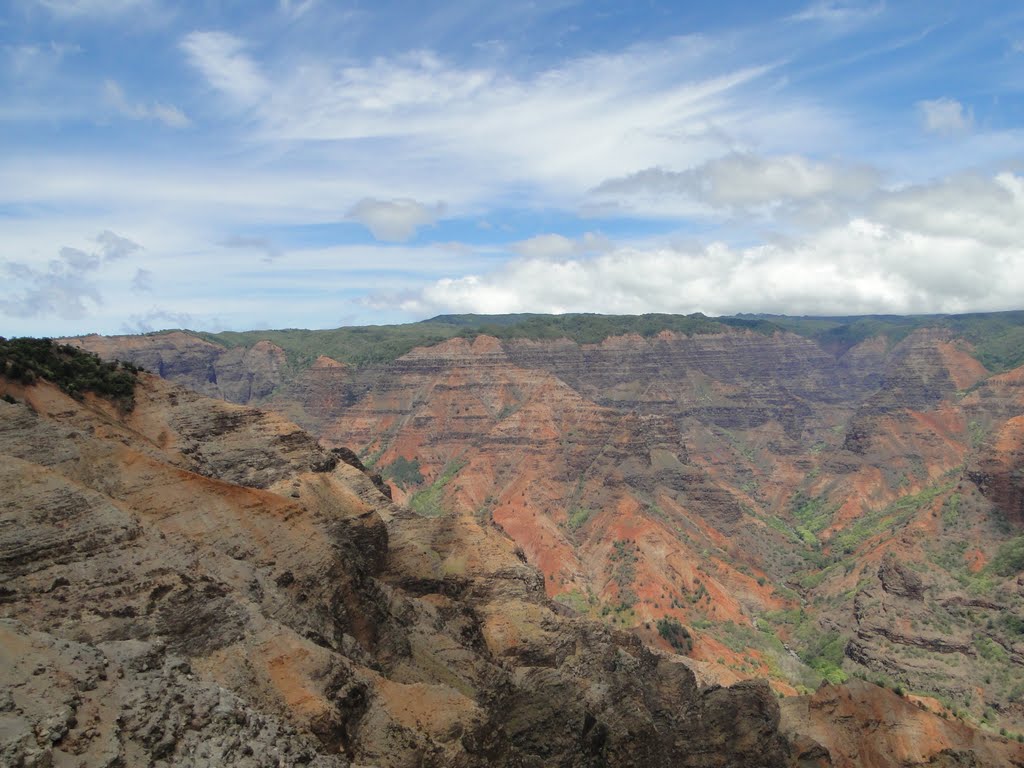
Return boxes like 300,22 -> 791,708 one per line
790,1 -> 885,25
36,0 -> 152,15
103,79 -> 189,128
220,235 -> 282,262
180,31 -> 268,106
179,31 -> 799,196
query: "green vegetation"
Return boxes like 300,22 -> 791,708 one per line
789,491 -> 839,547
0,337 -> 139,409
408,458 -> 467,517
656,617 -> 693,653
829,480 -> 954,554
991,536 -> 1024,577
440,312 -> 779,343
555,589 -> 592,614
751,310 -> 1024,372
609,539 -> 639,608
567,506 -> 594,530
793,624 -> 849,684
160,309 -> 1024,374
975,635 -> 1008,663
190,312 -> 778,368
193,321 -> 465,368
942,493 -> 962,529
381,456 -> 424,490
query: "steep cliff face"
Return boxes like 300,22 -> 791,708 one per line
61,319 -> 1024,741
780,679 -> 1024,768
62,332 -> 291,405
1,373 -> 817,767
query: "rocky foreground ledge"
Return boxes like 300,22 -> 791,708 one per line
1,369 -> 1021,767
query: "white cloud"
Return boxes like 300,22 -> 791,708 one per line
103,79 -> 190,128
594,153 -> 880,210
220,235 -> 282,262
5,42 -> 81,81
131,268 -> 153,292
180,31 -> 268,106
0,229 -> 144,321
178,32 -> 813,198
95,229 -> 143,260
120,307 -> 194,333
347,198 -> 446,241
2,247 -> 103,319
35,0 -> 168,21
511,232 -> 612,259
874,172 -> 1022,247
279,0 -> 316,19
917,97 -> 973,136
790,2 -> 885,24
403,172 -> 1024,317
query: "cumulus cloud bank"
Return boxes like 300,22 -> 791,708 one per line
404,172 -> 1024,317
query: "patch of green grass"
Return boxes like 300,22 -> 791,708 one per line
969,421 -> 987,449
408,458 -> 467,517
567,507 -> 594,530
555,589 -> 591,614
381,456 -> 424,490
359,445 -> 386,469
991,536 -> 1024,577
764,515 -> 801,543
942,493 -> 962,529
830,480 -> 954,554
975,636 -> 1008,663
798,561 -> 844,589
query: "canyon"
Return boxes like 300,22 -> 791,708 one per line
15,310 -> 1024,765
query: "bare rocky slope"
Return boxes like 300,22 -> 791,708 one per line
57,312 -> 1024,761
0,368 -> 834,767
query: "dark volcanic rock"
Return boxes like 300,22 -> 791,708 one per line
878,554 -> 925,600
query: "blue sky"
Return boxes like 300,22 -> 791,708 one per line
2,0 -> 1024,335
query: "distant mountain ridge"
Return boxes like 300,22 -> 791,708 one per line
81,309 -> 1024,372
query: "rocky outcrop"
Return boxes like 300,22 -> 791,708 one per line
780,679 -> 1024,768
0,621 -> 345,768
0,374 -> 806,767
878,554 -> 925,600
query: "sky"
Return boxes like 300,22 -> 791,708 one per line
2,0 -> 1024,336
